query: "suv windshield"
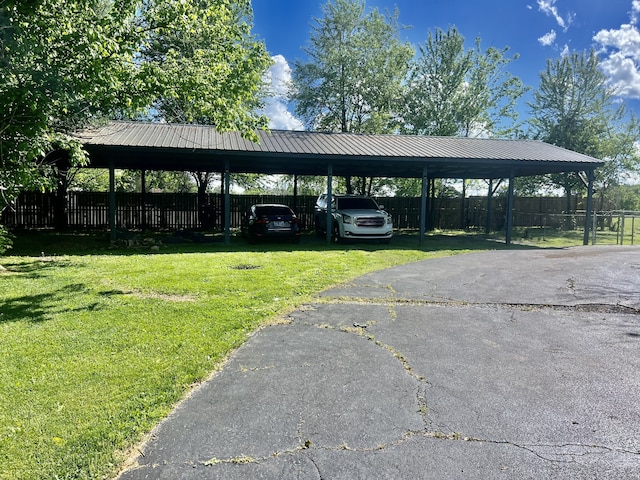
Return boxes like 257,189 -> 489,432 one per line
336,197 -> 378,210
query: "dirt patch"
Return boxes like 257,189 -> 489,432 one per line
127,291 -> 197,302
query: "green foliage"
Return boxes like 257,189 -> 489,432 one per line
1,0 -> 271,221
514,175 -> 558,196
292,0 -> 414,134
140,0 -> 272,137
68,169 -> 202,193
528,49 -> 640,207
116,170 -> 197,193
611,184 -> 640,210
1,0 -> 142,210
402,27 -> 527,138
0,224 -> 12,254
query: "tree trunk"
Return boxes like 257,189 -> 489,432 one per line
52,153 -> 71,231
219,172 -> 226,231
345,176 -> 353,194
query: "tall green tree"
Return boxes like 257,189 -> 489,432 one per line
141,0 -> 271,132
0,0 -> 270,249
137,0 -> 272,228
390,26 -> 525,200
403,26 -> 526,138
292,0 -> 413,193
528,49 -> 640,211
1,0 -> 140,235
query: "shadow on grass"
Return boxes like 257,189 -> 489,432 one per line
0,258 -> 75,276
3,230 -> 549,258
0,283 -> 98,324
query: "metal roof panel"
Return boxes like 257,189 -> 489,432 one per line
76,122 -> 604,179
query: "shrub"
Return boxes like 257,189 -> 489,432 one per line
0,225 -> 13,255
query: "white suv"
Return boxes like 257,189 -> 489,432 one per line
314,194 -> 393,243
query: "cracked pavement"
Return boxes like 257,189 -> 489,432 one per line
118,246 -> 640,479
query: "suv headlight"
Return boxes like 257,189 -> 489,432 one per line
386,215 -> 392,225
342,214 -> 352,224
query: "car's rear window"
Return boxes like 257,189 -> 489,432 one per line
256,206 -> 292,216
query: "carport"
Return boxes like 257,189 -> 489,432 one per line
76,121 -> 604,245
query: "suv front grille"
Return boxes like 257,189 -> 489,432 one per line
355,216 -> 385,227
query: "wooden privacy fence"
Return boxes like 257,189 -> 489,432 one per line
3,191 -> 587,232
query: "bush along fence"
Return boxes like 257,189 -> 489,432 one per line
3,191 -> 637,244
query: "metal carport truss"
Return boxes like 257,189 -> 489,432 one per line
75,121 -> 605,244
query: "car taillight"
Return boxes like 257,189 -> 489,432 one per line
256,216 -> 269,224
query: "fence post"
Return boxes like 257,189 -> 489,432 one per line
109,161 -> 116,243
505,171 -> 515,244
583,170 -> 595,246
326,163 -> 333,243
224,160 -> 230,244
419,166 -> 428,246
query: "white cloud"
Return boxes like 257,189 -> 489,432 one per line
632,0 -> 640,24
593,3 -> 640,98
594,23 -> 640,56
537,0 -> 574,32
599,51 -> 640,97
538,30 -> 557,46
560,44 -> 570,57
260,55 -> 304,131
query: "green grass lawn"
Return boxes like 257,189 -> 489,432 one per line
0,231 -> 506,480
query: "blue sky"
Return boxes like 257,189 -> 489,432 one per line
251,0 -> 640,131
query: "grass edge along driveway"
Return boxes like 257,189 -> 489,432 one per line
0,234 -> 498,479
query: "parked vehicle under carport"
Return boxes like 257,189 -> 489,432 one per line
241,204 -> 301,243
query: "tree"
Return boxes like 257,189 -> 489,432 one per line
139,0 -> 272,228
1,0 -> 141,239
292,0 -> 413,193
403,27 -> 526,138
293,0 -> 413,134
528,49 -> 640,211
384,27 -> 526,203
142,0 -> 272,134
0,0 -> 271,249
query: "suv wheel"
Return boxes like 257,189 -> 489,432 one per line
332,223 -> 342,243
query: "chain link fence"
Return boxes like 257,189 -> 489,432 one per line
500,210 -> 640,246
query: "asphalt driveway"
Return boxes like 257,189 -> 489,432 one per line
118,245 -> 640,479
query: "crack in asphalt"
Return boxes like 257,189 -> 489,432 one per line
189,432 -> 640,472
125,436 -> 640,479
136,314 -> 639,476
278,300 -> 640,474
126,296 -> 639,477
319,296 -> 640,315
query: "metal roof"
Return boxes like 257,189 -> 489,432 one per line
76,121 -> 604,179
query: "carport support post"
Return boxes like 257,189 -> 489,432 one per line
419,166 -> 428,247
224,159 -> 231,244
141,170 -> 147,230
485,179 -> 493,235
583,169 -> 595,246
293,174 -> 298,213
109,160 -> 116,243
326,163 -> 333,243
505,170 -> 515,245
